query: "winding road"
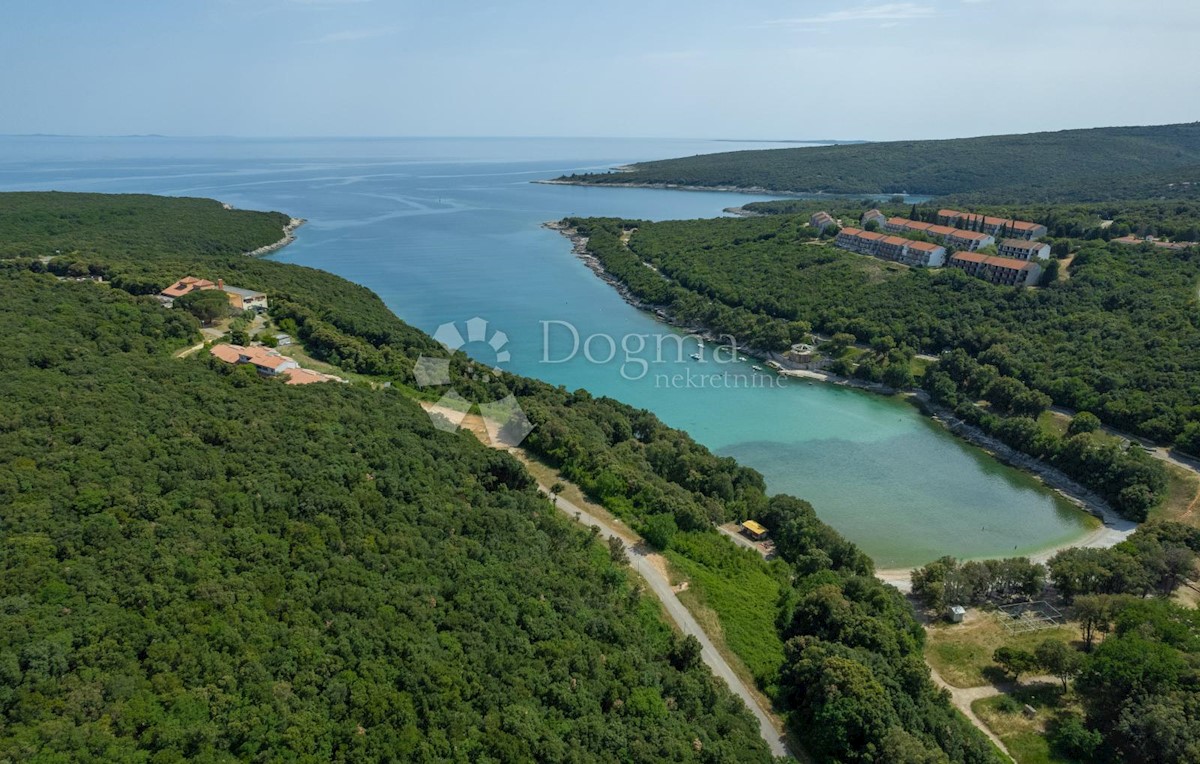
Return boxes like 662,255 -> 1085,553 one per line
421,403 -> 794,760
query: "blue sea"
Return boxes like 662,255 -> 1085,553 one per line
0,135 -> 1092,567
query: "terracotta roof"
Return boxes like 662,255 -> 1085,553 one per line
948,230 -> 991,241
210,343 -> 243,363
283,368 -> 334,385
1000,238 -> 1046,250
886,217 -> 909,226
838,227 -> 863,236
927,224 -> 957,237
938,209 -> 963,218
161,276 -> 215,299
880,235 -> 909,246
248,352 -> 296,370
907,240 -> 943,252
858,231 -> 886,241
951,252 -> 1036,271
1008,220 -> 1042,232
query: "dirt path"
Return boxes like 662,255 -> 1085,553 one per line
420,402 -> 794,760
926,665 -> 1013,760
173,342 -> 204,358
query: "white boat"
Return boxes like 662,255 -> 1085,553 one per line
738,356 -> 747,361
751,365 -> 763,371
690,353 -> 702,361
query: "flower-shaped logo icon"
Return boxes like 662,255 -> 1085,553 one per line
414,317 -> 533,447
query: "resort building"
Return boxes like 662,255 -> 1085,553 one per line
810,211 -> 837,232
949,252 -> 1042,287
833,227 -> 946,267
945,229 -> 995,252
861,209 -> 887,229
1112,234 -> 1197,251
902,240 -> 947,267
997,238 -> 1051,261
937,209 -> 1048,240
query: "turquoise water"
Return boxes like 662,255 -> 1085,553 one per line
0,136 -> 1091,567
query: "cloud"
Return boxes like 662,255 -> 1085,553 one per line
765,3 -> 936,26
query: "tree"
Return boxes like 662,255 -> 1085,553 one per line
1036,639 -> 1083,691
641,513 -> 678,550
882,362 -> 915,390
175,288 -> 231,325
1068,411 -> 1101,436
993,646 -> 1038,681
607,536 -> 627,565
1072,594 -> 1115,651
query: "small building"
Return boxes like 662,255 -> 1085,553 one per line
218,280 -> 268,312
740,520 -> 769,541
861,209 -> 887,229
949,251 -> 1042,287
784,342 -> 817,364
274,333 -> 294,346
997,238 -> 1051,261
810,211 -> 837,232
948,605 -> 966,623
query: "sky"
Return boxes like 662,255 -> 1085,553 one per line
2,0 -> 1197,141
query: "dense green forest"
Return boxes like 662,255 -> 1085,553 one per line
566,216 -> 1200,460
0,193 -> 1000,762
557,122 -> 1200,201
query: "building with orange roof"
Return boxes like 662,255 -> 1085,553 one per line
998,238 -> 1051,261
861,209 -> 887,229
937,209 -> 1048,240
810,211 -> 837,232
946,229 -> 995,251
209,343 -> 299,376
159,276 -> 268,311
282,367 -> 345,385
949,252 -> 1042,287
902,240 -> 947,267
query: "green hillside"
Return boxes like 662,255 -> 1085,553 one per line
0,193 -> 999,763
556,123 -> 1200,201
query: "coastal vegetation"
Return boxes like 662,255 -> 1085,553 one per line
0,192 -> 1001,762
563,213 -> 1195,518
556,122 -> 1200,202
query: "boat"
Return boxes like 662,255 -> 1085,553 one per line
751,365 -> 763,371
738,356 -> 747,361
690,353 -> 702,361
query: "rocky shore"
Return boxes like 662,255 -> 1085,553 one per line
244,217 -> 305,257
534,178 -> 809,196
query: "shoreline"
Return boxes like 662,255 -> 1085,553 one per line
534,178 -> 831,197
224,202 -> 305,257
546,219 -> 1134,573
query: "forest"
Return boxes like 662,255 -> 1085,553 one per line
0,192 -> 1000,762
564,215 -> 1200,472
556,122 -> 1200,201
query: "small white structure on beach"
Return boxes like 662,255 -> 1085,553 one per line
948,605 -> 966,624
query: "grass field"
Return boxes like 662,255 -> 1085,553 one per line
973,685 -> 1083,764
666,532 -> 786,688
925,610 -> 1078,688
